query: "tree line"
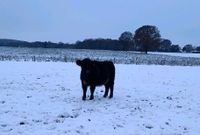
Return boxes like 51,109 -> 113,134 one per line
0,25 -> 199,53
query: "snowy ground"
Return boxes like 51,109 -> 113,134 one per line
1,47 -> 200,66
0,61 -> 200,135
150,52 -> 200,58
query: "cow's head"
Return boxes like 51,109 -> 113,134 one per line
76,58 -> 94,81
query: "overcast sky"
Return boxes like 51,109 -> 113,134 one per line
0,0 -> 199,45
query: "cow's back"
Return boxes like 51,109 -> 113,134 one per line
92,61 -> 115,85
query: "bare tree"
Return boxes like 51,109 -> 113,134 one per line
134,25 -> 161,54
119,31 -> 134,51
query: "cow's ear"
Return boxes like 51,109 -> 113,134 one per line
76,60 -> 82,66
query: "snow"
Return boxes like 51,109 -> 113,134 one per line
1,47 -> 200,66
0,61 -> 200,135
150,52 -> 200,58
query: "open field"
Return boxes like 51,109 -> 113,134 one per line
1,61 -> 200,135
0,47 -> 200,66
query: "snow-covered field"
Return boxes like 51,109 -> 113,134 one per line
1,47 -> 200,66
150,52 -> 200,58
0,61 -> 200,135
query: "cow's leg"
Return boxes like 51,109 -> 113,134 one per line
109,83 -> 114,98
104,84 -> 109,98
89,85 -> 95,100
82,83 -> 87,100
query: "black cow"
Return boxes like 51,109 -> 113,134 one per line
76,58 -> 115,100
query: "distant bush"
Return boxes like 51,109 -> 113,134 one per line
170,45 -> 181,52
182,44 -> 194,53
195,46 -> 200,52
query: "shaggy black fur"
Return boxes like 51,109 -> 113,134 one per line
76,58 -> 115,100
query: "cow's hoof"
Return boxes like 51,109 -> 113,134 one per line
103,95 -> 108,98
109,95 -> 113,99
82,97 -> 86,101
89,97 -> 94,100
